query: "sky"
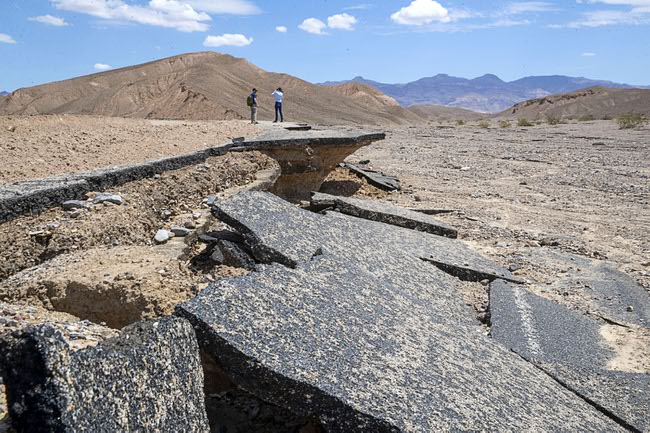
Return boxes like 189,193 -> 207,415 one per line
1,0 -> 649,91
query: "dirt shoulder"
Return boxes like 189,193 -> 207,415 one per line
0,115 -> 261,183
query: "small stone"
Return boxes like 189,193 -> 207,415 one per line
184,221 -> 197,229
92,194 -> 123,206
508,264 -> 523,272
170,227 -> 191,237
7,125 -> 16,133
414,195 -> 423,202
626,306 -> 634,312
232,137 -> 245,144
496,242 -> 508,248
480,279 -> 490,286
70,210 -> 82,219
192,212 -> 202,220
62,200 -> 87,211
460,166 -> 470,171
154,230 -> 170,244
210,247 -> 225,264
358,159 -> 371,165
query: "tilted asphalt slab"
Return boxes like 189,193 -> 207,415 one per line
212,191 -> 519,284
177,254 -> 625,432
174,191 -> 627,431
341,162 -> 401,191
0,317 -> 209,432
520,248 -> 650,328
490,279 -> 650,432
311,192 -> 458,238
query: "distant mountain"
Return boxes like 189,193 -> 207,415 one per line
0,91 -> 8,96
0,52 -> 421,126
496,86 -> 650,120
321,75 -> 649,113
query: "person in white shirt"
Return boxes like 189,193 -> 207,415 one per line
272,87 -> 284,123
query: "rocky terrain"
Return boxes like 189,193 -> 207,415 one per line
0,52 -> 422,126
407,104 -> 485,122
322,74 -> 649,113
0,117 -> 648,431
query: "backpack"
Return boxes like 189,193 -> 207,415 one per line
246,94 -> 255,107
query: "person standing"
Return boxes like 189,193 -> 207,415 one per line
247,88 -> 258,124
272,87 -> 284,123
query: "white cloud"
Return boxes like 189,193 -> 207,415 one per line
564,0 -> 650,27
52,0 -> 212,32
275,25 -> 287,33
0,33 -> 16,44
504,2 -> 559,15
28,15 -> 70,26
344,4 -> 372,10
391,0 -> 450,25
184,0 -> 261,15
203,33 -> 253,47
298,18 -> 327,34
94,63 -> 112,70
581,52 -> 597,56
567,9 -> 649,27
327,13 -> 358,30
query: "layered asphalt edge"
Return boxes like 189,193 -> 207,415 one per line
0,130 -> 385,223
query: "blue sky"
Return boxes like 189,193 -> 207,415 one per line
1,0 -> 649,91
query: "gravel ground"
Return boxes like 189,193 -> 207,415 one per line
0,116 -> 261,183
350,120 -> 649,291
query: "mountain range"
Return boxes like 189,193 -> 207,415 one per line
0,52 -> 421,126
321,75 -> 650,113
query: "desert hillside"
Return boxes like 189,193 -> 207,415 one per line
497,86 -> 650,119
0,52 -> 422,126
407,104 -> 484,122
323,82 -> 400,108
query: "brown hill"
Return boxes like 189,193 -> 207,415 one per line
497,86 -> 650,119
407,104 -> 484,122
0,52 -> 422,126
323,82 -> 400,108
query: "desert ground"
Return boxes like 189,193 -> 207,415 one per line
1,116 -> 649,430
0,115 -> 260,182
354,120 -> 649,288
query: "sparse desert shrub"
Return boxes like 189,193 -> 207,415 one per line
579,114 -> 595,122
615,112 -> 646,129
456,119 -> 466,126
517,118 -> 533,127
498,120 -> 511,128
478,120 -> 490,128
546,115 -> 561,125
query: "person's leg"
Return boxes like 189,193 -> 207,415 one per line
279,103 -> 283,122
274,102 -> 279,122
251,107 -> 257,124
